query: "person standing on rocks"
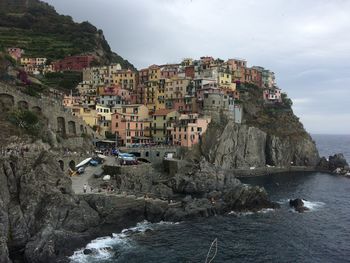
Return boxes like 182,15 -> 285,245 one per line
83,184 -> 87,193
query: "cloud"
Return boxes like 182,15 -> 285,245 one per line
44,0 -> 350,134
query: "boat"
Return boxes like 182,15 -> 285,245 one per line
76,157 -> 92,168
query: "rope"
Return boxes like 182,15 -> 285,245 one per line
205,238 -> 218,263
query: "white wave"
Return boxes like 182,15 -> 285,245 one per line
257,208 -> 275,214
228,211 -> 254,216
69,220 -> 180,263
302,200 -> 325,211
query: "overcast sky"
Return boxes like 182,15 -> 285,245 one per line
45,0 -> 350,134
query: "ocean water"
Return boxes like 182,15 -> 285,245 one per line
312,134 -> 350,162
71,135 -> 350,263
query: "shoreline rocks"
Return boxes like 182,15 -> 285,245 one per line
289,198 -> 309,213
317,153 -> 350,176
0,151 -> 279,263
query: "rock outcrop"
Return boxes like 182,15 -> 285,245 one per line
317,154 -> 350,176
0,151 -> 279,263
289,198 -> 309,213
199,121 -> 319,169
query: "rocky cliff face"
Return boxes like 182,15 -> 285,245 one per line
0,151 -> 278,263
199,120 -> 319,169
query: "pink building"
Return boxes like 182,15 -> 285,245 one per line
7,48 -> 24,61
110,105 -> 151,146
171,114 -> 211,147
263,87 -> 282,103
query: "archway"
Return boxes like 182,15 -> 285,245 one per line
32,106 -> 42,113
0,93 -> 14,112
68,121 -> 76,135
68,160 -> 76,170
57,117 -> 66,136
58,160 -> 64,171
17,100 -> 29,110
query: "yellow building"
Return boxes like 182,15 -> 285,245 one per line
95,104 -> 112,136
164,76 -> 191,100
151,109 -> 179,143
111,69 -> 137,91
155,79 -> 166,110
148,65 -> 161,82
218,71 -> 232,85
144,80 -> 157,111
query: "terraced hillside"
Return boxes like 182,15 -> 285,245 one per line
0,0 -> 135,69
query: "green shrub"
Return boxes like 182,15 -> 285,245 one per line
7,109 -> 42,136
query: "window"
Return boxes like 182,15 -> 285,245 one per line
116,123 -> 118,128
212,100 -> 215,104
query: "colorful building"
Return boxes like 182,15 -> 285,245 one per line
263,87 -> 282,103
7,47 -> 24,61
171,114 -> 211,147
151,109 -> 179,143
111,104 -> 151,146
53,55 -> 94,72
111,69 -> 137,91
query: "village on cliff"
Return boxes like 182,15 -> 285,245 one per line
6,48 -> 283,148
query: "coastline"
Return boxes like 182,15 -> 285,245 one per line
233,166 -> 319,177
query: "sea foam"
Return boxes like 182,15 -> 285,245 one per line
69,220 -> 179,263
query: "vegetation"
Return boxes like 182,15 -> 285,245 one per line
22,83 -> 45,97
7,109 -> 42,136
0,0 -> 135,69
239,83 -> 306,138
39,71 -> 82,92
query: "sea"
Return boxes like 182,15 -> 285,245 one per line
70,134 -> 350,263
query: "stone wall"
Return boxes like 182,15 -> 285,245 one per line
0,82 -> 100,140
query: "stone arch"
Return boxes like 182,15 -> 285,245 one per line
0,93 -> 14,112
57,117 -> 66,136
32,106 -> 42,113
17,100 -> 29,110
145,151 -> 149,157
69,160 -> 76,170
58,160 -> 64,171
68,121 -> 76,135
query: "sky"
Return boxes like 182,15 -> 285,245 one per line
45,0 -> 350,134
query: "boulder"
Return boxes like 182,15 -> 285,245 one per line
329,154 -> 349,171
289,198 -> 309,213
83,248 -> 93,255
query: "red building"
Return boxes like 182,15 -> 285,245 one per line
185,65 -> 195,79
53,55 -> 94,72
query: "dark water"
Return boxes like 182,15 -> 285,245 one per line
71,135 -> 350,263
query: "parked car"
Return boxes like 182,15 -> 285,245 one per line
77,166 -> 85,174
89,160 -> 99,166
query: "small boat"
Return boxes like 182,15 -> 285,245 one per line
76,157 -> 92,168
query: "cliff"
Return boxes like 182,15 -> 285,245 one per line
199,121 -> 319,169
196,84 -> 319,170
0,152 -> 278,263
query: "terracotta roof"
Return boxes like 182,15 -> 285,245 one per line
153,109 -> 176,116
